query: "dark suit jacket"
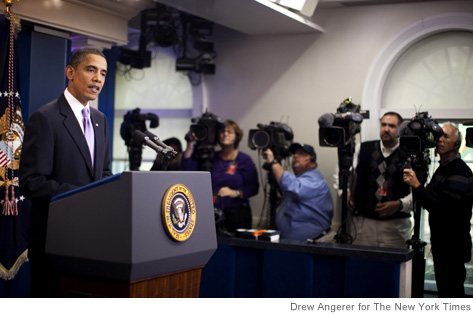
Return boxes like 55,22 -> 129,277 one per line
19,93 -> 113,258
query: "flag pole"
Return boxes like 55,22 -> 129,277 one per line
3,1 -> 20,14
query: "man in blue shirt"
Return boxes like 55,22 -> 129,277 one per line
263,143 -> 333,240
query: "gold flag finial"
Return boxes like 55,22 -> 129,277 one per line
3,0 -> 19,14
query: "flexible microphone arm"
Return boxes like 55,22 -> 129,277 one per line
132,130 -> 165,154
144,130 -> 178,157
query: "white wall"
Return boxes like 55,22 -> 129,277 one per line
203,1 -> 473,229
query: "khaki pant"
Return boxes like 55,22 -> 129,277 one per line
348,215 -> 412,249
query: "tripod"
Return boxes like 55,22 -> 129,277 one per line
405,154 -> 429,298
267,168 -> 279,229
407,197 -> 427,298
334,141 -> 355,243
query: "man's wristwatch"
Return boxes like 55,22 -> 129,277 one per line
270,160 -> 279,166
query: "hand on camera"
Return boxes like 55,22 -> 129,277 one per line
184,130 -> 195,143
262,148 -> 274,163
403,169 -> 421,189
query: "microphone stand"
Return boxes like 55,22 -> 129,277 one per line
160,148 -> 178,171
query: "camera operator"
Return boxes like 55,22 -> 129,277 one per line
262,143 -> 333,241
403,122 -> 473,297
351,112 -> 412,248
182,119 -> 259,233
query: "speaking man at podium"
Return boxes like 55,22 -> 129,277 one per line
19,48 -> 113,297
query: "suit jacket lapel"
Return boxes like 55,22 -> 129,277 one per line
90,108 -> 104,179
58,94 -> 94,175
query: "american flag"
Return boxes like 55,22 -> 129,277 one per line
0,150 -> 11,167
0,11 -> 31,286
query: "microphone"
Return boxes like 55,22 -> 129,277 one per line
132,130 -> 165,154
318,113 -> 334,128
143,130 -> 178,156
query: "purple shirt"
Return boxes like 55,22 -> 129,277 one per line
181,151 -> 259,209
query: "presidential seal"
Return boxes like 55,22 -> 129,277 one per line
162,184 -> 196,242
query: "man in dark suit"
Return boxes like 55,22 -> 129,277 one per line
19,48 -> 113,297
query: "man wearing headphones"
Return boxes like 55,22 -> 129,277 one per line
263,143 -> 333,240
404,122 -> 473,297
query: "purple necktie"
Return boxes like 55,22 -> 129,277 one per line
82,107 -> 95,166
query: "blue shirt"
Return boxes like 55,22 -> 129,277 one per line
276,168 -> 333,240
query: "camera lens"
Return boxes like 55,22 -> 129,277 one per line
252,130 -> 271,149
323,128 -> 344,147
191,125 -> 208,141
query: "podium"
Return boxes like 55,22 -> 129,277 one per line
45,171 -> 217,298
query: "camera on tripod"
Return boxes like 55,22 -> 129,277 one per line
318,98 -> 369,148
463,120 -> 473,148
248,122 -> 294,160
399,111 -> 443,183
120,108 -> 160,170
187,111 -> 225,171
399,111 -> 443,157
467,128 -> 473,148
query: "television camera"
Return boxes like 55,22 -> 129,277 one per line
399,111 -> 444,298
463,120 -> 473,148
186,111 -> 225,172
318,98 -> 369,170
248,122 -> 294,165
248,121 -> 293,229
120,108 -> 159,170
399,111 -> 443,183
318,98 -> 369,146
317,98 -> 368,244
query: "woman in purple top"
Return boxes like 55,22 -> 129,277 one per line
182,119 -> 259,234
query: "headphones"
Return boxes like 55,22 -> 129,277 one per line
454,130 -> 462,149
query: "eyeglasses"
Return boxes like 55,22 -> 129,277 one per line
220,129 -> 235,135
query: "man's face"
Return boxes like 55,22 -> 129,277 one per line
436,125 -> 458,158
292,148 -> 312,175
66,54 -> 107,106
379,114 -> 400,147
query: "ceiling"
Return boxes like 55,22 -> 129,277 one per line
74,0 -> 451,36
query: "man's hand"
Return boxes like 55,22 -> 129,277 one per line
375,200 -> 401,218
262,148 -> 274,163
403,169 -> 421,189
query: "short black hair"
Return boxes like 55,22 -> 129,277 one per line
69,48 -> 106,69
381,111 -> 403,126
